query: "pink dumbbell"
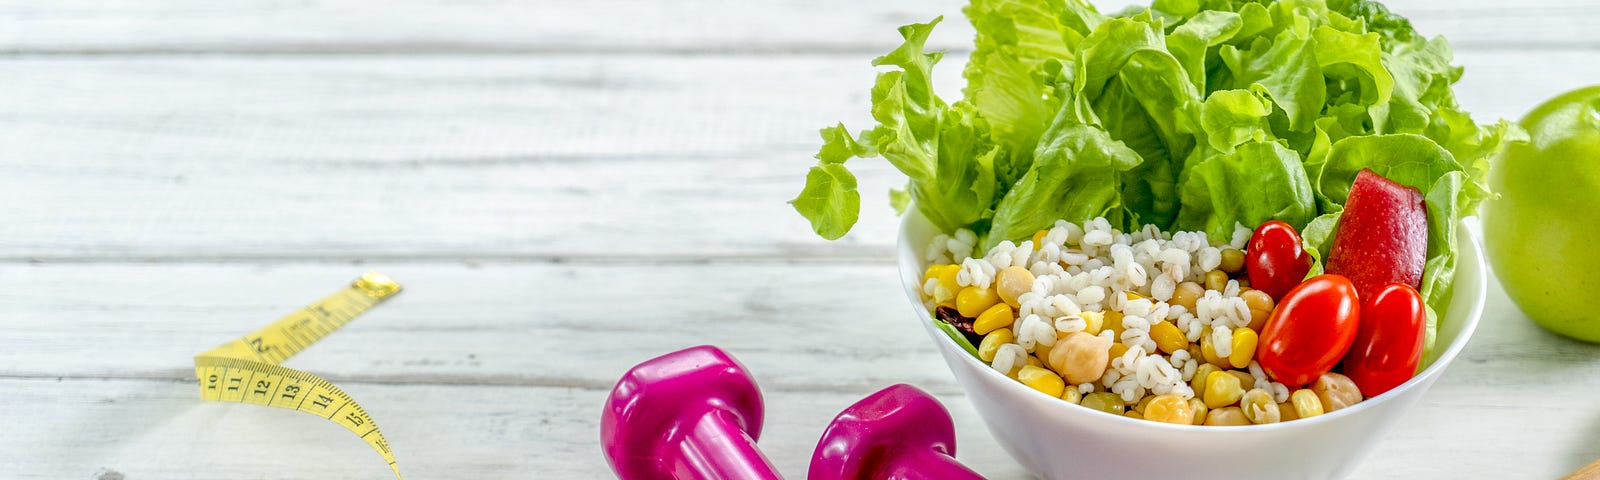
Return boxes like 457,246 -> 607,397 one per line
810,384 -> 985,480
600,345 -> 783,480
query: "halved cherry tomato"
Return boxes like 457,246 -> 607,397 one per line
1256,274 -> 1361,387
1246,220 -> 1314,301
1342,283 -> 1426,397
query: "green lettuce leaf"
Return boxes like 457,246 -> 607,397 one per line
1175,140 -> 1317,240
988,107 -> 1144,246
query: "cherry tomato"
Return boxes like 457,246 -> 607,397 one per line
1246,220 -> 1314,301
1342,283 -> 1426,398
1256,274 -> 1361,387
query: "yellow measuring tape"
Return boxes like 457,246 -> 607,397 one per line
194,272 -> 404,479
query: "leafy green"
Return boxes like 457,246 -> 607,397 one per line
935,319 -> 983,358
1175,140 -> 1317,240
793,0 -> 1514,355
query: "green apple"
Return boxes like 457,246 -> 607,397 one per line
1485,86 -> 1600,342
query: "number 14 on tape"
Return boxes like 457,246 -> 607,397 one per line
195,272 -> 404,479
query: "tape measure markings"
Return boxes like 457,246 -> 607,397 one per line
194,272 -> 403,479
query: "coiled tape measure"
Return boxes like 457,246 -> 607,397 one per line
194,272 -> 404,479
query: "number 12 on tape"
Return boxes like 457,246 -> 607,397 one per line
195,272 -> 404,479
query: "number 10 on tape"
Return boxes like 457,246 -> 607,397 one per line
195,272 -> 404,479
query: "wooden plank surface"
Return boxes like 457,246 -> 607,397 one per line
5,0 -> 1600,479
3,52 -> 1597,261
7,263 -> 1600,479
1,0 -> 1595,54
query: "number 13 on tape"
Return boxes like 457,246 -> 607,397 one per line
195,272 -> 404,479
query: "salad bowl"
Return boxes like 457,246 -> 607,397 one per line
897,209 -> 1487,480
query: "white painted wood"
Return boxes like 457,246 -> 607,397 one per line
3,51 -> 1597,260
0,0 -> 1592,54
5,264 -> 1600,479
5,0 -> 1600,479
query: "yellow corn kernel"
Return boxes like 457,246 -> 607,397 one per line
1187,398 -> 1209,426
1191,363 -> 1220,399
1291,389 -> 1325,418
1229,328 -> 1258,369
1150,321 -> 1187,354
1124,410 -> 1144,420
974,303 -> 1015,335
1200,329 -> 1230,369
1061,386 -> 1082,404
1032,229 -> 1049,248
923,264 -> 956,284
978,328 -> 1015,363
1080,311 -> 1105,335
1203,371 -> 1244,409
1026,355 -> 1043,368
995,267 -> 1035,308
1105,310 -> 1126,337
1125,291 -> 1148,302
1018,365 -> 1066,398
957,286 -> 1001,318
1241,388 -> 1280,424
1081,392 -> 1126,415
1144,394 -> 1195,425
1109,342 -> 1129,360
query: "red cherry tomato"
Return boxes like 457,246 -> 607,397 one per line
1342,283 -> 1426,398
1256,274 -> 1362,387
1246,220 -> 1314,301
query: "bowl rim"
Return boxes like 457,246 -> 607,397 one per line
897,209 -> 1486,432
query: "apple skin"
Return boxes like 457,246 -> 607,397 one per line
1485,86 -> 1600,342
1326,169 -> 1428,301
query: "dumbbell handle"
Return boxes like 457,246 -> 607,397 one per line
669,409 -> 783,480
877,449 -> 984,480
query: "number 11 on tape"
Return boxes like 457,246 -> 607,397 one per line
195,272 -> 404,479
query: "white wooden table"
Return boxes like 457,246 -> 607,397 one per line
3,1 -> 1598,478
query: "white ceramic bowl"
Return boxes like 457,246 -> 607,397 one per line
897,211 -> 1486,480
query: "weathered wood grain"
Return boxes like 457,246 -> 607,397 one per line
0,0 -> 1593,55
5,263 -> 1600,478
6,269 -> 1600,479
3,52 -> 1597,261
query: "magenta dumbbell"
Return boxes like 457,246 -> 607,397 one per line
810,384 -> 984,480
601,345 -> 783,480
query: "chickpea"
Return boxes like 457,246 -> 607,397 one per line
1170,282 -> 1204,310
1204,269 -> 1229,291
1048,332 -> 1109,384
1277,402 -> 1299,422
1312,372 -> 1364,412
1241,388 -> 1280,424
1241,289 -> 1275,331
1204,406 -> 1251,426
995,266 -> 1035,308
1144,394 -> 1195,425
1226,370 -> 1256,391
1081,392 -> 1125,415
1219,248 -> 1246,273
